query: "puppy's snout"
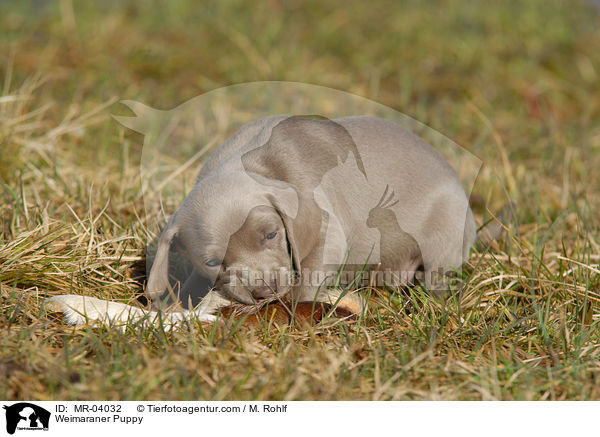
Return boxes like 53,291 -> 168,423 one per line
251,282 -> 277,300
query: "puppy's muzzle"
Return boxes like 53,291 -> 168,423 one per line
217,267 -> 292,303
250,281 -> 278,300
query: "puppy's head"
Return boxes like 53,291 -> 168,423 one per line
147,171 -> 301,305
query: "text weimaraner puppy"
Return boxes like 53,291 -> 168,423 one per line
46,115 -> 476,326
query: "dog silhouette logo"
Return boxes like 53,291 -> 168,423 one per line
3,403 -> 50,434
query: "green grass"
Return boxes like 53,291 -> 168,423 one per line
1,0 -> 599,400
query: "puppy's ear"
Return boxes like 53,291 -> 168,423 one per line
268,191 -> 319,274
147,215 -> 179,300
261,183 -> 300,271
270,195 -> 302,274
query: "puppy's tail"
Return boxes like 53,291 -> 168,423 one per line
474,201 -> 517,251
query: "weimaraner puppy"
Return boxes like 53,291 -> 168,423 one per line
46,115 -> 477,326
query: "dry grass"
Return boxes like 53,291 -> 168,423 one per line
1,0 -> 599,400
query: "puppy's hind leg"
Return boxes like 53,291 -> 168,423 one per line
292,284 -> 366,319
316,287 -> 366,317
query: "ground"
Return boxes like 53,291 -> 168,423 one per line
0,0 -> 599,400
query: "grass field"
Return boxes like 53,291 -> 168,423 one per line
1,0 -> 599,400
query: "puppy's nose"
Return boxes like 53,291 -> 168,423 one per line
251,283 -> 277,299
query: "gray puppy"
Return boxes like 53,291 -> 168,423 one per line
47,115 -> 476,325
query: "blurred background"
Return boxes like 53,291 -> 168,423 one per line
1,0 -> 598,181
2,0 -> 599,235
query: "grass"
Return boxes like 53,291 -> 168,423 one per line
1,0 -> 599,400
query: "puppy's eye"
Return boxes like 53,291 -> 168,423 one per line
205,259 -> 220,267
265,231 -> 278,240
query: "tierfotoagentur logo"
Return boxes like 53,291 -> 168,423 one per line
2,403 -> 50,435
113,81 -> 485,312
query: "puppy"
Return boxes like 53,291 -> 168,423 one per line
46,115 -> 476,326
